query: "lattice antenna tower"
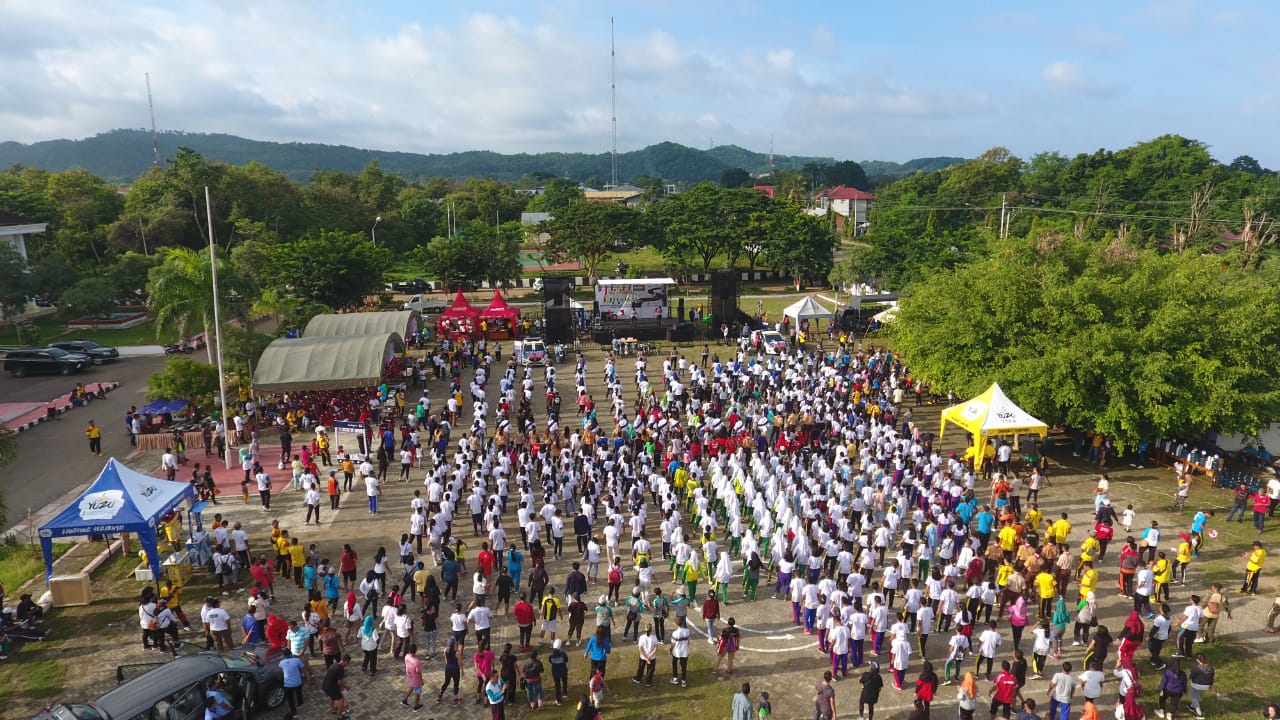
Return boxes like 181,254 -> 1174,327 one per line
146,73 -> 160,166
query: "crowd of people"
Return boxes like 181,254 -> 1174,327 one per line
155,328 -> 1277,720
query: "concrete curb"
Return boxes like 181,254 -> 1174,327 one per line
10,381 -> 121,434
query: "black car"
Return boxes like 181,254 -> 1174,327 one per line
33,646 -> 286,720
3,347 -> 90,377
445,279 -> 479,293
49,340 -> 120,365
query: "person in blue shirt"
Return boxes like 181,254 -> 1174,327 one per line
584,626 -> 613,677
241,612 -> 263,644
507,547 -> 524,591
278,648 -> 311,720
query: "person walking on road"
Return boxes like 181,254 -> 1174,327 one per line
814,670 -> 837,720
279,647 -> 311,720
85,420 -> 102,456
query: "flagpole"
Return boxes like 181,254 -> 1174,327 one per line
205,186 -> 233,471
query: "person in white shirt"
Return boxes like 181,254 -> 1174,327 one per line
255,470 -> 272,511
161,449 -> 178,481
669,617 -> 692,687
634,625 -> 659,686
206,598 -> 233,651
1175,595 -> 1203,658
365,473 -> 381,514
467,602 -> 493,648
304,484 -> 321,525
975,621 -> 1002,679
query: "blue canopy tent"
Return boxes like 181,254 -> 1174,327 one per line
139,398 -> 170,414
38,458 -> 196,583
161,399 -> 190,415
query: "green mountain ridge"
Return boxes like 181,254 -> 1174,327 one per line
0,129 -> 961,185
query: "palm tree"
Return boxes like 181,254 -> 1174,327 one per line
147,246 -> 248,363
250,288 -> 300,335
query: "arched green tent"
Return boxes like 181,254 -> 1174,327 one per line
252,333 -> 404,391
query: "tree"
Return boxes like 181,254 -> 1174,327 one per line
107,251 -> 158,301
25,253 -> 81,301
220,324 -> 275,383
250,287 -> 300,333
719,167 -> 751,189
146,358 -> 222,410
147,246 -> 250,362
443,179 -> 527,225
1230,155 -> 1267,176
891,234 -> 1280,450
0,421 -> 15,529
0,244 -> 31,320
539,202 -> 659,283
826,160 -> 871,191
58,277 -> 117,319
653,183 -> 743,274
262,231 -> 391,309
414,219 -> 522,285
526,178 -> 584,212
764,211 -> 836,285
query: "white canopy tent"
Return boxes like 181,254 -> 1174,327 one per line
783,296 -> 834,323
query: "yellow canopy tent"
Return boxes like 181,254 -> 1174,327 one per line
939,382 -> 1048,469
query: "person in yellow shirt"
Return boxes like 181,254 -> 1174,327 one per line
1024,505 -> 1044,535
1078,561 -> 1098,601
288,538 -> 307,589
1035,570 -> 1057,620
1077,533 -> 1100,578
1050,514 -> 1072,545
1242,541 -> 1267,594
1152,552 -> 1172,603
85,420 -> 103,456
998,523 -> 1018,561
274,529 -> 292,579
1173,533 -> 1194,585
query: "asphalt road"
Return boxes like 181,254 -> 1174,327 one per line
0,354 -> 169,532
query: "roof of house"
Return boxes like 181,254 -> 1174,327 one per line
815,186 -> 875,201
752,185 -> 776,198
0,210 -> 43,227
584,189 -> 644,201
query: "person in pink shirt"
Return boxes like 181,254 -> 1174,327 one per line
402,644 -> 424,710
1006,595 -> 1029,654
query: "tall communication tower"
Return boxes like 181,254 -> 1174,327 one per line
610,18 -> 618,189
769,133 -> 775,168
146,73 -> 160,166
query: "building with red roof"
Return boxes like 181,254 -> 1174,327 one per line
811,186 -> 874,235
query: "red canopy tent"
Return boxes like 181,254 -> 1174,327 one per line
479,289 -> 522,340
436,290 -> 480,341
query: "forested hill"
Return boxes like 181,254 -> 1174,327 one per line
0,129 -> 955,185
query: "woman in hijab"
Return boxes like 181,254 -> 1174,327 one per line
359,615 -> 380,674
1117,610 -> 1145,670
957,671 -> 979,720
343,591 -> 362,642
1050,595 -> 1071,659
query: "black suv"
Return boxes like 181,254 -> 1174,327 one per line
3,347 -> 90,377
49,340 -> 120,365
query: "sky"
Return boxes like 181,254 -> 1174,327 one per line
1,0 -> 1276,166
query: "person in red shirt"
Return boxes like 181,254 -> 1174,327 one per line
477,543 -> 496,578
250,555 -> 275,596
987,660 -> 1021,719
512,593 -> 536,651
265,612 -> 289,651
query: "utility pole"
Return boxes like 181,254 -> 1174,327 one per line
999,192 -> 1008,239
146,73 -> 160,166
610,17 -> 618,189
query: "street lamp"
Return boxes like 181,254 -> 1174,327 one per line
371,215 -> 382,245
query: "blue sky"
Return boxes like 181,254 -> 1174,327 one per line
1,0 -> 1275,166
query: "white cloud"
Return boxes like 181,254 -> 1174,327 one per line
1042,61 -> 1087,89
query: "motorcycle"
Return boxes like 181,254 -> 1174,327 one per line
163,342 -> 195,355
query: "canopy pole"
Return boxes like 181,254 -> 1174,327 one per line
206,186 -> 233,471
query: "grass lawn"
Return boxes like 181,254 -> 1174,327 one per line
0,541 -> 73,594
0,316 -> 182,347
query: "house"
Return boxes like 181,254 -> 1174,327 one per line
813,186 -> 874,235
752,185 -> 776,199
584,184 -> 645,206
0,210 -> 46,265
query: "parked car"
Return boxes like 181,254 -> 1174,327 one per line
32,646 -> 287,720
387,278 -> 430,294
513,338 -> 548,366
401,294 -> 449,314
3,347 -> 90,377
49,340 -> 120,365
445,279 -> 479,293
751,330 -> 789,355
